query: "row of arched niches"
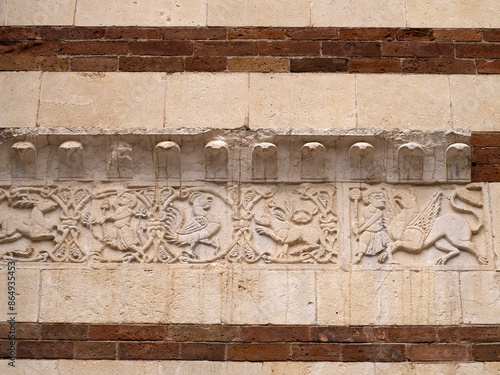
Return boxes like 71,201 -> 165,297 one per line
1,130 -> 471,183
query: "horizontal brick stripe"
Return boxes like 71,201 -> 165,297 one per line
0,27 -> 498,73
2,323 -> 500,361
472,132 -> 500,182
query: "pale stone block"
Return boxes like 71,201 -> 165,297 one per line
75,0 -> 206,26
400,271 -> 462,325
316,270 -> 350,325
488,184 -> 500,269
38,72 -> 166,128
249,73 -> 356,129
356,75 -> 452,130
450,75 -> 500,131
39,268 -> 172,323
159,361 -> 263,375
221,269 -> 316,324
0,72 -> 40,128
406,0 -> 500,28
1,360 -> 58,374
311,0 -> 406,27
374,363 -> 412,375
0,0 -> 6,25
412,363 -> 484,375
165,73 -> 248,129
263,362 -> 375,375
461,271 -> 500,324
0,267 -> 39,322
349,270 -> 461,325
208,0 -> 309,27
485,363 -> 500,375
58,360 -> 158,375
169,268 -> 223,324
5,0 -> 76,25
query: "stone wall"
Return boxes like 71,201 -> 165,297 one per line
0,1 -> 500,374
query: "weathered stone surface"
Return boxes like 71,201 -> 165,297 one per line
38,72 -> 165,128
0,359 -> 58,374
58,360 -> 158,374
75,0 -> 206,26
39,269 -> 172,323
311,0 -> 406,27
208,0 -> 310,27
406,0 -> 500,28
316,271 -> 349,325
0,268 -> 40,322
221,269 -> 316,325
488,183 -> 500,269
0,0 -> 5,26
5,0 -> 76,25
461,271 -> 500,324
165,73 -> 248,128
263,362 -> 375,375
249,73 -> 356,129
356,74 -> 452,130
158,361 -> 263,375
0,72 -> 40,128
450,75 -> 500,131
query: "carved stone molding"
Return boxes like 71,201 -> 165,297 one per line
0,128 -> 470,183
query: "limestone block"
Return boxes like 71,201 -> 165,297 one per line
485,363 -> 500,375
263,362 -> 375,375
58,360 -> 158,375
159,361 -> 263,375
75,0 -> 206,26
208,0 -> 310,26
221,269 -> 316,324
0,0 -> 5,25
349,270 -> 462,325
169,268 -> 223,324
488,184 -> 500,269
39,268 -> 173,323
316,271 -> 350,325
1,360 -> 58,374
0,72 -> 40,128
356,75 -> 452,130
311,0 -> 406,27
450,75 -> 500,131
406,0 -> 500,28
249,73 -> 356,129
411,363 -> 485,375
0,267 -> 40,322
461,271 -> 500,324
165,73 -> 248,129
38,72 -> 165,128
5,0 -> 76,25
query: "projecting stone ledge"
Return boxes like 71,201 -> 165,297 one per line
0,127 -> 470,183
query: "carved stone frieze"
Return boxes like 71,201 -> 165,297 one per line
0,128 -> 491,268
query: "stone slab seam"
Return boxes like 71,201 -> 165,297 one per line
0,27 -> 499,73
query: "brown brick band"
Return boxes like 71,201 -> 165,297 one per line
0,27 -> 499,73
2,323 -> 500,361
472,132 -> 500,182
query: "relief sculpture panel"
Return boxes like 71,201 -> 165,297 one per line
349,183 -> 490,268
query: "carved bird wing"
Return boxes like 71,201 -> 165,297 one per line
178,216 -> 208,235
406,192 -> 442,240
164,207 -> 183,234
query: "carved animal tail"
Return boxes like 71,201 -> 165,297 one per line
164,207 -> 181,241
450,188 -> 483,234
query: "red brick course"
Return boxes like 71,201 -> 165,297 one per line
0,26 -> 497,73
3,323 -> 500,361
472,132 -> 500,182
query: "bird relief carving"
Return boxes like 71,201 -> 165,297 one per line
350,184 -> 488,266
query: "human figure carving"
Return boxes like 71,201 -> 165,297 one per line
352,189 -> 392,264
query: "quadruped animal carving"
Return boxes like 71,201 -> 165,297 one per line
351,184 -> 488,265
